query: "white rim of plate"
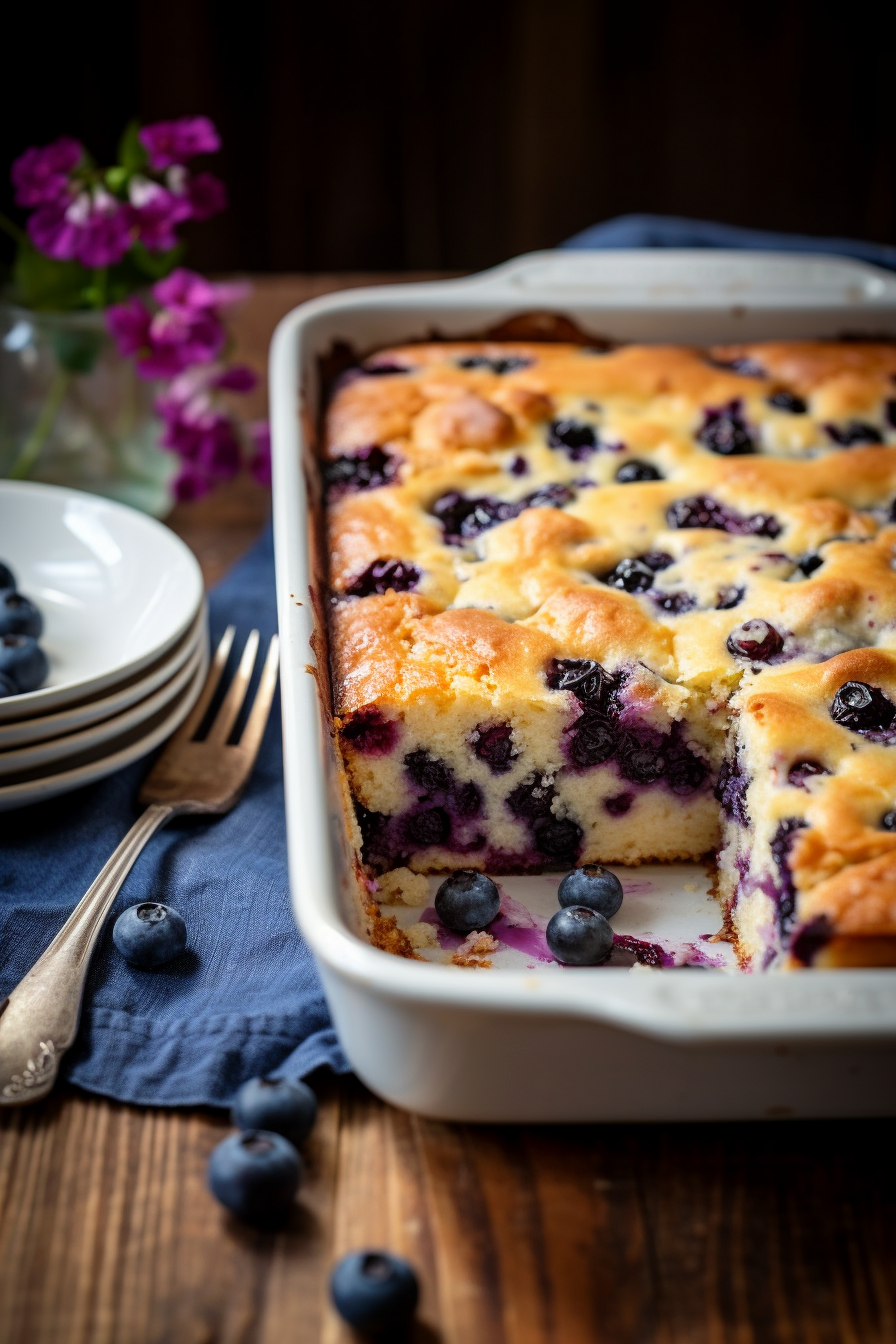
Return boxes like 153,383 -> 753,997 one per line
0,638 -> 209,811
0,601 -> 208,749
0,630 -> 208,779
0,481 -> 204,723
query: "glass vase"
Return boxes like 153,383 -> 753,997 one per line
0,302 -> 176,517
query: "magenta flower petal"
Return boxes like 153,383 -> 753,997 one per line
106,297 -> 153,357
12,137 -> 82,207
186,171 -> 227,220
139,117 -> 221,170
74,192 -> 132,268
127,177 -> 192,253
152,267 -> 219,313
173,464 -> 213,502
27,200 -> 82,260
215,365 -> 257,392
196,415 -> 242,481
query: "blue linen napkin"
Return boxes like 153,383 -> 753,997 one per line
561,212 -> 896,270
0,521 -> 348,1108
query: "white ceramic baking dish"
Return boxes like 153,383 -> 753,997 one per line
270,250 -> 896,1121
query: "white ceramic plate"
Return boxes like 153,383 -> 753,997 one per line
0,637 -> 208,811
0,480 -> 204,723
0,602 -> 206,750
0,626 -> 207,779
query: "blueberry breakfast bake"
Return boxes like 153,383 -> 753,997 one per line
324,338 -> 896,969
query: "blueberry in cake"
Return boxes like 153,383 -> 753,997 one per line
323,338 -> 896,969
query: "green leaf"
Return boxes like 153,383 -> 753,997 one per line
11,243 -> 91,312
130,239 -> 186,280
51,328 -> 104,374
117,120 -> 148,175
105,165 -> 130,195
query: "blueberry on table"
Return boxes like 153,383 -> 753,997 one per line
232,1076 -> 318,1147
0,561 -> 15,590
207,1130 -> 301,1225
546,906 -> 614,965
434,870 -> 500,933
330,1250 -> 419,1335
112,902 -> 187,968
0,590 -> 43,639
558,864 -> 624,918
0,633 -> 48,692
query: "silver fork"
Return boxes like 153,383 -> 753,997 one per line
0,626 -> 280,1106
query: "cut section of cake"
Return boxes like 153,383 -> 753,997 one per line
323,339 -> 896,968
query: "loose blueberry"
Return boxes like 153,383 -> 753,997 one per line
0,561 -> 16,590
830,681 -> 896,735
232,1077 -> 318,1147
457,354 -> 532,374
824,421 -> 883,447
324,446 -> 397,495
881,809 -> 896,831
652,590 -> 696,614
697,400 -> 756,456
666,495 -> 781,538
341,707 -> 399,755
0,672 -> 16,699
403,807 -> 450,847
567,712 -> 616,768
434,869 -> 500,932
112,902 -> 187,968
767,390 -> 807,414
207,1130 -> 301,1225
330,1251 -> 419,1335
0,590 -> 43,639
558,864 -> 624,917
507,776 -> 555,818
788,760 -> 829,788
532,816 -> 583,862
404,750 -> 454,794
471,722 -> 516,773
547,417 -> 598,459
715,585 -> 744,610
545,905 -> 614,965
602,557 -> 655,593
547,658 -> 617,709
343,560 -> 420,598
798,552 -> 824,577
0,634 -> 48,693
726,619 -> 784,662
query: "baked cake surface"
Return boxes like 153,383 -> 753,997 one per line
323,339 -> 896,969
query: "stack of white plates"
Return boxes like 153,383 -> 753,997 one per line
0,481 -> 208,811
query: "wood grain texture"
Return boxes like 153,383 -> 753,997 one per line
2,276 -> 896,1343
2,1077 -> 896,1344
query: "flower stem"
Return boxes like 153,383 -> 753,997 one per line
0,210 -> 28,247
9,366 -> 72,480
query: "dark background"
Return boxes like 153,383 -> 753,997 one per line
2,0 -> 894,274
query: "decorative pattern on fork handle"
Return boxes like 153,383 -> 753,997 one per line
2,1040 -> 57,1099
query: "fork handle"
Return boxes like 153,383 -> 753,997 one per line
0,802 -> 177,1106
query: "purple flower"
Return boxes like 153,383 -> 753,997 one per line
152,267 -> 248,314
215,364 -> 257,392
106,296 -> 153,355
185,171 -> 227,220
29,187 -> 131,267
249,420 -> 271,488
127,176 -> 191,253
11,137 -> 82,207
139,117 -> 221,170
172,464 -> 212,502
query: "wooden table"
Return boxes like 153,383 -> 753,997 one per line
2,278 -> 895,1344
